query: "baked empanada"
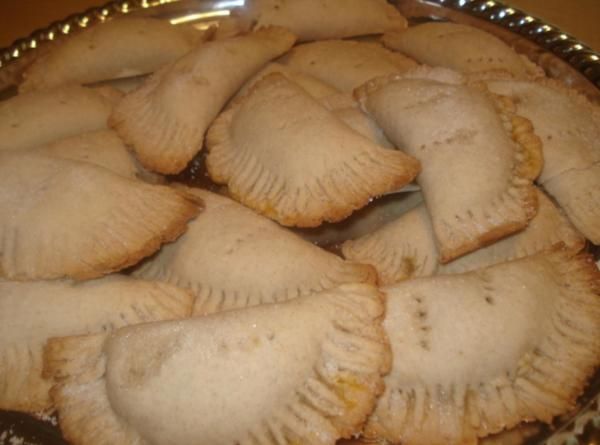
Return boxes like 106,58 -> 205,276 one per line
241,0 -> 407,42
206,73 -> 420,227
110,27 -> 296,174
238,63 -> 393,147
355,68 -> 542,262
235,62 -> 340,100
383,22 -> 542,78
0,152 -> 201,280
365,250 -> 600,445
0,276 -> 193,414
0,85 -> 121,152
27,130 -> 140,180
319,92 -> 395,148
343,202 -> 437,284
134,187 -> 376,315
342,189 -> 585,283
482,77 -> 600,244
280,40 -> 418,92
46,284 -> 390,445
20,18 -> 203,92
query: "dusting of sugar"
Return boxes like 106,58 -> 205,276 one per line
8,435 -> 24,445
34,410 -> 58,426
0,428 -> 32,445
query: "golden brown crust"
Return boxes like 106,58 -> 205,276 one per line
109,27 -> 297,174
0,277 -> 193,413
0,152 -> 203,281
46,284 -> 391,445
354,69 -> 541,263
365,250 -> 600,445
243,0 -> 407,42
382,22 -> 543,78
206,73 -> 420,227
134,186 -> 378,316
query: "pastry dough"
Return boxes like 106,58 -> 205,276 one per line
365,250 -> 600,445
0,275 -> 193,413
342,188 -> 585,283
20,18 -> 203,92
110,27 -> 296,174
319,92 -> 395,148
235,62 -> 340,100
242,0 -> 407,42
0,152 -> 202,280
0,85 -> 121,152
383,22 -> 542,78
206,73 -> 420,227
27,130 -> 141,180
237,63 -> 393,147
281,40 -> 418,92
343,203 -> 438,284
134,187 -> 376,315
482,76 -> 600,244
355,68 -> 542,261
46,284 -> 390,445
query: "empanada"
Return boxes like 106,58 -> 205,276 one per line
20,18 -> 203,92
206,73 -> 420,227
0,276 -> 193,413
134,187 -> 376,315
241,0 -> 407,41
0,85 -> 121,152
46,284 -> 390,445
365,250 -> 600,445
235,62 -> 340,100
280,40 -> 418,92
319,92 -> 395,148
481,76 -> 600,244
383,22 -> 542,78
27,130 -> 141,180
110,27 -> 296,174
237,63 -> 393,147
355,68 -> 542,261
342,189 -> 585,283
343,202 -> 438,284
0,152 -> 201,280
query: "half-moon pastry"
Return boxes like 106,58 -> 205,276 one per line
481,76 -> 600,244
235,62 -> 340,100
134,187 -> 376,315
110,27 -> 296,174
365,250 -> 600,445
280,40 -> 418,92
319,92 -> 395,148
0,85 -> 121,152
237,63 -> 393,147
20,18 -> 203,92
206,73 -> 421,227
241,0 -> 407,42
383,22 -> 542,78
27,130 -> 141,180
0,276 -> 193,414
355,68 -> 542,262
343,203 -> 438,284
45,284 -> 390,445
342,188 -> 585,284
0,152 -> 202,280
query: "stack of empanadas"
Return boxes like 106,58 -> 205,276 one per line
0,2 -> 598,445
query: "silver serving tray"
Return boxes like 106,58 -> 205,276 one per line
0,1 -> 598,445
